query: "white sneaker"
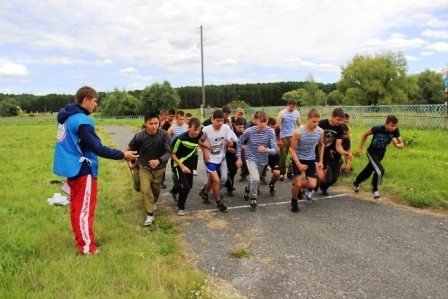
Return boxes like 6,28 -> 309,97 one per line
373,191 -> 381,199
193,170 -> 198,176
176,208 -> 185,216
144,215 -> 154,226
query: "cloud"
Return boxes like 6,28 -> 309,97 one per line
119,67 -> 139,74
0,60 -> 28,76
420,51 -> 434,56
421,29 -> 448,39
362,33 -> 427,52
95,59 -> 114,66
424,42 -> 448,52
405,55 -> 418,61
424,17 -> 448,28
130,75 -> 153,80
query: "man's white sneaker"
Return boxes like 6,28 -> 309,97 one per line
193,170 -> 198,176
176,208 -> 185,216
144,215 -> 154,226
373,191 -> 381,199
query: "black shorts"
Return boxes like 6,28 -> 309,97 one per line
291,159 -> 317,179
267,154 -> 280,171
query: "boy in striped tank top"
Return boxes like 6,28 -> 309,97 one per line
289,108 -> 324,213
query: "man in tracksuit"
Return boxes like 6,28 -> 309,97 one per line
53,86 -> 137,255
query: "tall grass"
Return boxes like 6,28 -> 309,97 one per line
0,122 -> 218,299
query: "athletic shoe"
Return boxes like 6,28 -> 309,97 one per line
243,186 -> 250,201
144,215 -> 154,227
250,198 -> 257,209
198,184 -> 205,196
373,191 -> 381,199
313,186 -> 319,192
321,189 -> 329,196
353,181 -> 360,193
193,170 -> 198,176
291,199 -> 299,213
287,173 -> 294,180
226,190 -> 234,197
170,189 -> 178,202
257,186 -> 261,195
84,249 -> 101,255
279,175 -> 284,181
269,183 -> 276,196
239,176 -> 247,182
216,200 -> 228,212
200,193 -> 211,204
305,189 -> 313,202
260,177 -> 268,185
94,241 -> 101,247
176,208 -> 185,216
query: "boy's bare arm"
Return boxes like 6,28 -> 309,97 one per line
356,129 -> 372,156
392,137 -> 405,149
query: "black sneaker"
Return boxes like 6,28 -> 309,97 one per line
198,184 -> 205,196
161,183 -> 167,189
279,175 -> 284,181
250,198 -> 257,209
353,181 -> 360,193
313,186 -> 319,192
216,200 -> 228,212
200,193 -> 210,204
226,189 -> 234,197
260,177 -> 268,185
243,186 -> 250,201
239,176 -> 247,182
321,189 -> 329,196
269,183 -> 276,196
257,186 -> 261,195
287,173 -> 294,180
291,199 -> 299,213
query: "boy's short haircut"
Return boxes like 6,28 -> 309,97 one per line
253,111 -> 261,119
235,107 -> 244,114
386,114 -> 399,124
168,108 -> 176,115
176,110 -> 185,117
308,108 -> 321,118
145,112 -> 160,122
235,118 -> 245,126
160,109 -> 168,116
224,118 -> 230,124
212,110 -> 224,119
287,99 -> 297,106
340,124 -> 349,132
186,113 -> 192,117
222,105 -> 231,114
188,117 -> 201,128
141,124 -> 146,129
75,86 -> 98,104
332,108 -> 345,118
267,117 -> 276,126
257,111 -> 268,122
344,113 -> 350,119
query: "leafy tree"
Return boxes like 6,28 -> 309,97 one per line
0,100 -> 18,116
282,88 -> 305,106
409,70 -> 445,104
337,51 -> 416,105
227,100 -> 250,109
101,88 -> 140,116
327,90 -> 344,106
139,81 -> 180,114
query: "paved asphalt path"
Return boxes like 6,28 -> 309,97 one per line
104,125 -> 448,299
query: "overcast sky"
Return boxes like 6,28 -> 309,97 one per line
1,0 -> 448,95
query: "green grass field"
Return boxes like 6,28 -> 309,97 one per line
0,122 -> 240,299
0,119 -> 447,298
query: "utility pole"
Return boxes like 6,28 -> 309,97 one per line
200,25 -> 205,117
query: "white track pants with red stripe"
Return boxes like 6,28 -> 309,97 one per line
67,175 -> 98,254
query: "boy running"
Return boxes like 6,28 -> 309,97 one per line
170,118 -> 203,215
199,110 -> 233,212
353,115 -> 404,199
289,108 -> 324,213
236,112 -> 277,209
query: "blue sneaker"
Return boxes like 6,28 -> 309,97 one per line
305,189 -> 313,202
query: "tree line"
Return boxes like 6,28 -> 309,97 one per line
0,51 -> 446,117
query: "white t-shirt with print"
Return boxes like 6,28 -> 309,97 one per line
201,124 -> 233,164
